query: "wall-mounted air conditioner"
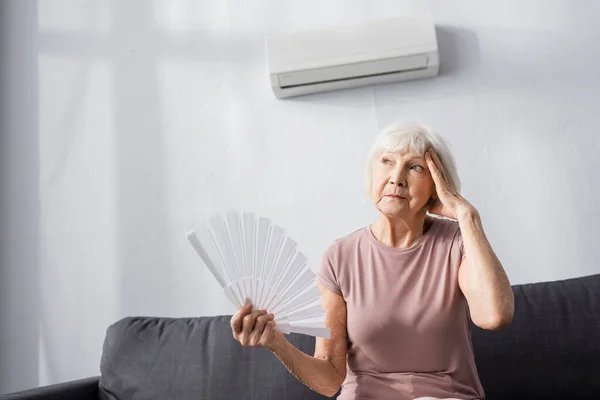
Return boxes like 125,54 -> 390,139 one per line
265,13 -> 439,99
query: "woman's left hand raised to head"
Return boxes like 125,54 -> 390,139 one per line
425,149 -> 476,221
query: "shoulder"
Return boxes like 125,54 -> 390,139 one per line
317,228 -> 366,295
332,226 -> 367,249
431,216 -> 461,240
430,216 -> 465,261
320,226 -> 366,262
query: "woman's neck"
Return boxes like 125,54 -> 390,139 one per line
371,214 -> 433,248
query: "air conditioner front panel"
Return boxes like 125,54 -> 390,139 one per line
277,54 -> 430,89
266,14 -> 437,73
270,53 -> 439,99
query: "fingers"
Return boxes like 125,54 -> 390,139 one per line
230,303 -> 253,336
248,313 -> 275,346
259,320 -> 277,347
426,150 -> 457,196
232,308 -> 275,347
425,151 -> 445,197
247,314 -> 268,346
231,304 -> 276,348
240,309 -> 272,346
426,150 -> 444,182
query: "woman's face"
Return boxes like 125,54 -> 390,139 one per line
370,150 -> 435,218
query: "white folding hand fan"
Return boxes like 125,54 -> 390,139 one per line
186,211 -> 330,339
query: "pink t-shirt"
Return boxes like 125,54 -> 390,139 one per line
317,217 -> 485,400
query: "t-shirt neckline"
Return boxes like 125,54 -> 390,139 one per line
364,217 -> 439,253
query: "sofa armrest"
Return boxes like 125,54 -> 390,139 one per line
0,376 -> 99,400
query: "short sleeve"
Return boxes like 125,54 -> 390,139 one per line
452,225 -> 467,262
316,241 -> 343,296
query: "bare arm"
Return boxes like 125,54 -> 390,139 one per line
267,285 -> 348,397
458,209 -> 515,330
423,149 -> 514,330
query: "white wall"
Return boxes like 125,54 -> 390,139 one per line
1,0 -> 599,394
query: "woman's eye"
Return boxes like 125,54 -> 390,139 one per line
411,165 -> 424,171
382,158 -> 391,165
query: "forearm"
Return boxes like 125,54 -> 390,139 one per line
459,209 -> 514,326
269,337 -> 345,397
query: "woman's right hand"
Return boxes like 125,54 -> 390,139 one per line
230,303 -> 284,351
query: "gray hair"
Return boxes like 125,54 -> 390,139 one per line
364,122 -> 461,208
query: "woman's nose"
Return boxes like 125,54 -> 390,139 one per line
389,169 -> 407,187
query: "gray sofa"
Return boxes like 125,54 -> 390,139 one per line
2,273 -> 599,400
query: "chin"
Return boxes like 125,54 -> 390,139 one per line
378,205 -> 407,217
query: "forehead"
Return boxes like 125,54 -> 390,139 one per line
380,150 -> 424,159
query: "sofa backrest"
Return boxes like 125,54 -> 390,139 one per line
99,315 -> 332,400
99,273 -> 600,400
470,273 -> 600,399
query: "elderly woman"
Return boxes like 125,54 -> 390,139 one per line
230,122 -> 515,400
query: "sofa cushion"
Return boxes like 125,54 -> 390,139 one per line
471,273 -> 600,399
99,315 -> 333,400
